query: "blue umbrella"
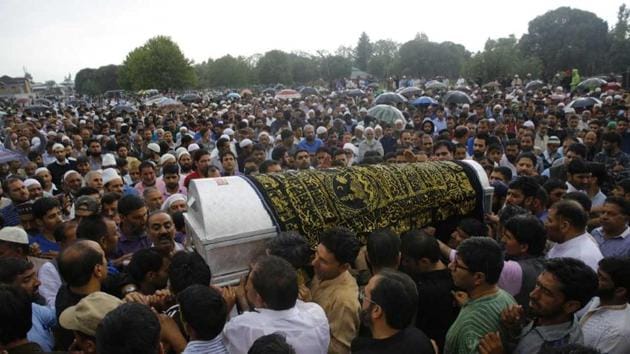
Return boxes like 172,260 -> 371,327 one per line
411,96 -> 438,107
0,147 -> 26,164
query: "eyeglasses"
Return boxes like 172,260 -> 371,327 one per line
451,260 -> 470,272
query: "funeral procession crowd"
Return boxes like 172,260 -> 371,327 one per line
1,73 -> 630,354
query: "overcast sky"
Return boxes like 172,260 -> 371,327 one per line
0,0 -> 621,82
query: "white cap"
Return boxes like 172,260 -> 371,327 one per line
159,153 -> 176,165
52,143 -> 64,151
24,178 -> 41,188
343,143 -> 358,156
63,170 -> 80,181
102,153 -> 116,167
147,143 -> 161,154
316,126 -> 328,135
0,227 -> 29,245
224,128 -> 235,136
176,148 -> 190,160
239,139 -> 253,148
523,120 -> 535,129
102,168 -> 122,185
35,167 -> 49,176
187,143 -> 200,152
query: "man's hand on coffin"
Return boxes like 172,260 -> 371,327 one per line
484,212 -> 499,226
478,331 -> 504,354
220,286 -> 237,313
123,291 -> 150,305
112,253 -> 133,268
148,289 -> 175,311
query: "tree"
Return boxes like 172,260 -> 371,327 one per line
75,65 -> 121,95
118,35 -> 197,91
396,38 -> 469,78
354,32 -> 373,71
608,4 -> 630,73
368,40 -> 400,79
289,53 -> 319,84
463,35 -> 542,84
520,7 -> 609,79
320,55 -> 352,81
256,50 -> 292,84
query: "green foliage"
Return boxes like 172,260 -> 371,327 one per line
75,65 -> 121,95
463,35 -> 542,84
396,38 -> 469,78
256,50 -> 292,84
608,4 -> 630,72
368,39 -> 400,79
118,35 -> 197,91
320,55 -> 352,81
195,55 -> 253,88
519,7 -> 609,79
354,32 -> 373,71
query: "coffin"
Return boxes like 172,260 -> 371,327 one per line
185,160 -> 492,285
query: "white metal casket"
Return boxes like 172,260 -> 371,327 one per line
185,177 -> 277,285
185,160 -> 493,285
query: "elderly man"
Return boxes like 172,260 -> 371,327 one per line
85,171 -> 104,195
358,127 -> 384,163
297,125 -> 324,155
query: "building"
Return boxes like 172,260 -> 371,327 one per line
0,75 -> 32,97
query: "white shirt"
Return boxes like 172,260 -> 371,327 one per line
38,261 -> 62,308
546,232 -> 603,271
580,297 -> 630,354
223,300 -> 330,354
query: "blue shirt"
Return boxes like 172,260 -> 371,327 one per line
0,203 -> 20,226
591,226 -> 630,257
183,337 -> 229,354
28,303 -> 56,352
29,234 -> 60,253
297,138 -> 324,155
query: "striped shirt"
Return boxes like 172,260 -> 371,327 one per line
445,289 -> 516,354
182,337 -> 229,354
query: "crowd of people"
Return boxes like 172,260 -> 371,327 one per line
0,77 -> 629,354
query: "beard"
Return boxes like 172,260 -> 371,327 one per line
359,304 -> 374,329
596,286 -> 615,301
180,164 -> 192,173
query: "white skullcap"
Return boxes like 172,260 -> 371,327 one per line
63,170 -> 80,181
147,143 -> 161,154
53,143 -> 65,151
24,178 -> 41,188
102,153 -> 116,167
177,149 -> 190,160
161,193 -> 187,212
239,139 -> 253,148
159,153 -> 176,165
187,143 -> 200,152
223,128 -> 235,136
35,167 -> 49,176
102,168 -> 122,185
316,126 -> 328,135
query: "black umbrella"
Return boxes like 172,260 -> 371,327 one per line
112,104 -> 137,113
25,105 -> 50,114
367,83 -> 380,89
262,88 -> 276,95
398,86 -> 423,98
344,89 -> 365,97
443,90 -> 473,105
566,97 -> 602,110
274,84 -> 285,90
525,80 -> 545,91
374,92 -> 408,105
300,87 -> 320,96
179,94 -> 202,104
577,78 -> 607,91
